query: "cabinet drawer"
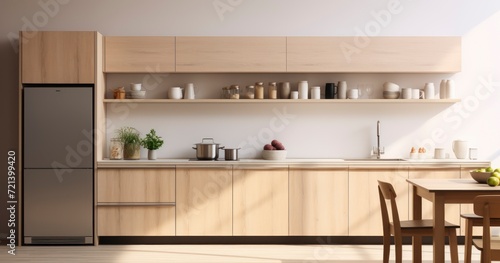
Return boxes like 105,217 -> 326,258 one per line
97,168 -> 175,203
98,206 -> 175,236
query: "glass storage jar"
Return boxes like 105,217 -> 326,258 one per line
255,82 -> 264,99
229,85 -> 240,99
244,85 -> 255,99
109,138 -> 123,160
268,82 -> 277,99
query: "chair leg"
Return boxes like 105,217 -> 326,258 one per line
448,229 -> 459,263
395,235 -> 403,263
464,219 -> 473,263
382,234 -> 390,263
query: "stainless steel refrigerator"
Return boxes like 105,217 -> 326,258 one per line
23,86 -> 94,245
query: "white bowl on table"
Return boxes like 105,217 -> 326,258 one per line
262,150 -> 287,160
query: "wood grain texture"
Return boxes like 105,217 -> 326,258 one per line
98,206 -> 175,236
104,36 -> 175,72
348,167 -> 409,236
97,169 -> 175,203
233,168 -> 288,236
176,37 -> 286,72
289,168 -> 349,235
176,167 -> 233,236
95,32 -> 105,162
21,31 -> 95,83
287,36 -> 461,72
409,167 -> 461,226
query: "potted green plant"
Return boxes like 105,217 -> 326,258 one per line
141,129 -> 164,160
116,126 -> 141,160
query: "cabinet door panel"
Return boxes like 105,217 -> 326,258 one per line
21,31 -> 95,83
348,167 -> 409,236
98,206 -> 175,236
289,168 -> 349,235
97,169 -> 175,203
233,167 -> 288,236
176,167 -> 232,236
409,167 -> 461,226
176,37 -> 286,72
287,36 -> 461,72
104,36 -> 175,72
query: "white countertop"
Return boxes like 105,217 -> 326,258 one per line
97,158 -> 490,168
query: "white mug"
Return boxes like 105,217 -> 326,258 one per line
130,83 -> 142,91
412,89 -> 423,99
290,91 -> 299,99
434,148 -> 445,159
401,88 -> 412,99
452,140 -> 468,159
347,88 -> 359,99
424,83 -> 435,99
168,87 -> 183,99
184,83 -> 195,99
337,81 -> 347,99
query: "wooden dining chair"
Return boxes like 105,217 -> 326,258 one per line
377,180 -> 459,263
461,212 -> 500,263
466,195 -> 500,263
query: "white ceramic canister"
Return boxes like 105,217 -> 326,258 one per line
298,81 -> 308,99
424,83 -> 435,99
439,79 -> 447,99
311,86 -> 321,99
337,81 -> 347,99
446,80 -> 456,99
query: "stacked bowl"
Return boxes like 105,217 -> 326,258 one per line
383,82 -> 400,99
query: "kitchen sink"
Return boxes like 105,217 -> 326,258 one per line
344,158 -> 407,161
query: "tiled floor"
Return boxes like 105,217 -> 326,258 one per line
0,244 -> 482,262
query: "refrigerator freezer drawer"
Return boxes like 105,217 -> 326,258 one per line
23,169 -> 93,239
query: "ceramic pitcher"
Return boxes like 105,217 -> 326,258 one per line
452,140 -> 468,159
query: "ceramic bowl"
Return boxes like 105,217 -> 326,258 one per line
383,82 -> 400,92
383,91 -> 400,99
262,150 -> 287,160
129,90 -> 146,99
470,171 -> 492,183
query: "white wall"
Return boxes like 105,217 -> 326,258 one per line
1,0 -> 500,237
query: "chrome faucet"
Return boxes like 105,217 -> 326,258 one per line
376,120 -> 381,159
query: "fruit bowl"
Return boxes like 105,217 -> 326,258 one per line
262,150 -> 287,160
470,171 -> 492,183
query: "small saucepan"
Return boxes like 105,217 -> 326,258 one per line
224,148 -> 240,161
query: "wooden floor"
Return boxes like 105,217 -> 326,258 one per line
0,245 -> 481,262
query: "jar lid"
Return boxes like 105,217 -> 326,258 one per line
255,82 -> 263,85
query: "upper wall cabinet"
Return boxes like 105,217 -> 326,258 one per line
176,37 -> 287,72
287,37 -> 461,73
104,36 -> 175,73
21,31 -> 96,83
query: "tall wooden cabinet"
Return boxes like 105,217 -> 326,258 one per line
289,167 -> 349,236
233,167 -> 289,236
21,31 -> 96,83
97,168 -> 176,236
176,166 -> 233,236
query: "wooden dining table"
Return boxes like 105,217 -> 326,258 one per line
407,178 -> 500,263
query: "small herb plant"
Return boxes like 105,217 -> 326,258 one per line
141,129 -> 164,150
116,127 -> 141,145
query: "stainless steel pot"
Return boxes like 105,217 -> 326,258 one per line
224,148 -> 240,161
192,138 -> 224,160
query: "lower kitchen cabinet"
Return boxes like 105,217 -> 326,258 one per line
176,167 -> 233,236
97,168 -> 176,236
408,167 -> 461,227
289,167 -> 349,236
348,167 -> 409,236
233,167 -> 289,236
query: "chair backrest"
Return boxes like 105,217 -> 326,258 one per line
473,195 -> 500,262
378,180 -> 401,233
